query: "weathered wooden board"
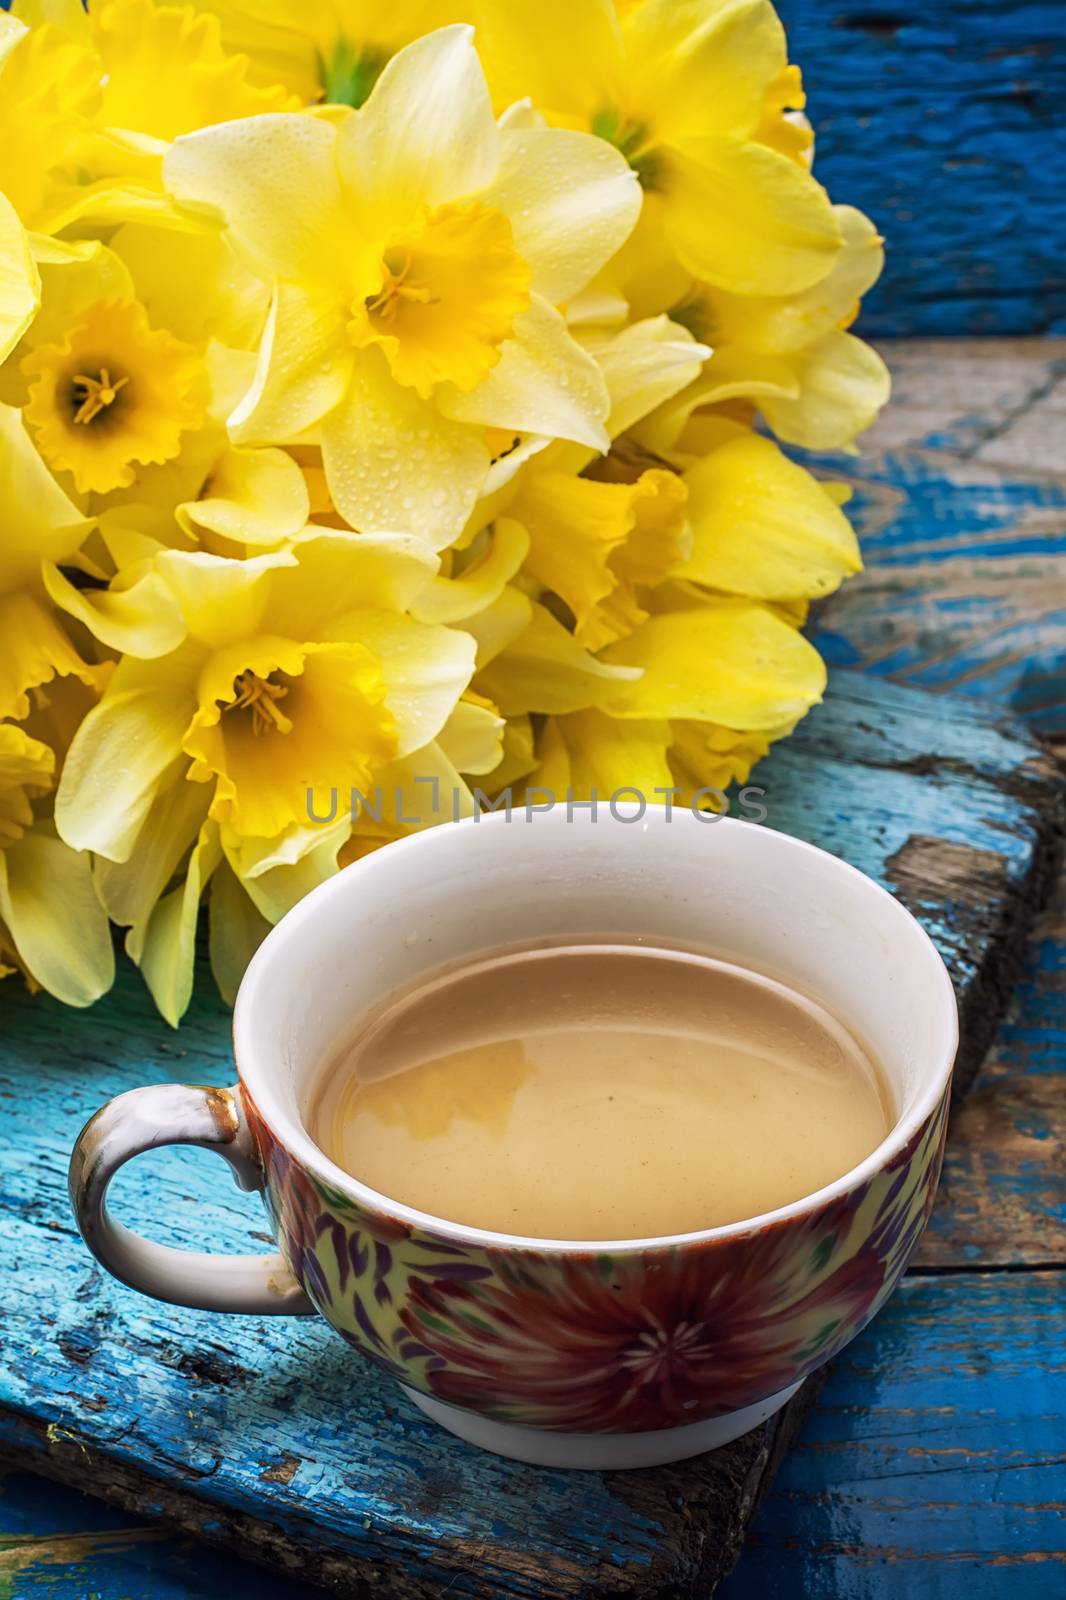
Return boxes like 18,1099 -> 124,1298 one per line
719,1271 -> 1066,1598
0,665 -> 1060,1600
808,340 -> 1066,744
723,336 -> 1066,1597
778,1 -> 1066,338
918,875 -> 1066,1271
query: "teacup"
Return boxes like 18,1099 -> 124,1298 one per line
69,808 -> 957,1470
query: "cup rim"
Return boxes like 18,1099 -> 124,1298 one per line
233,809 -> 959,1254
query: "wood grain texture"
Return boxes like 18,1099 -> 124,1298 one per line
718,1272 -> 1066,1599
809,339 -> 1066,746
0,668 -> 1059,1599
917,874 -> 1066,1270
776,0 -> 1066,337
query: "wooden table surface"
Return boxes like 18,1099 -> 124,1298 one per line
2,338 -> 1062,1596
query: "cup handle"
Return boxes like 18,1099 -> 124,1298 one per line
69,1082 -> 314,1314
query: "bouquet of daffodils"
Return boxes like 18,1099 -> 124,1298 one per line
0,0 -> 887,1022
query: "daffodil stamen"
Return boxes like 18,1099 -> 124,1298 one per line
366,252 -> 437,323
22,298 -> 205,495
226,670 -> 293,737
71,369 -> 130,426
348,202 -> 532,398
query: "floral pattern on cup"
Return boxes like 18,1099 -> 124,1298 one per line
244,1086 -> 948,1433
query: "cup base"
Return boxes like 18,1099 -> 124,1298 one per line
401,1380 -> 804,1470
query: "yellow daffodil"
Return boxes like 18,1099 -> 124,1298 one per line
186,0 -> 467,105
0,194 -> 39,366
0,10 -> 99,234
22,297 -> 206,494
0,0 -> 886,1020
0,403 -> 99,721
2,0 -> 299,236
475,0 -> 841,296
664,206 -> 890,451
0,401 -> 113,1002
87,0 -> 298,143
0,673 -> 115,1006
53,530 -> 478,1020
163,25 -> 642,543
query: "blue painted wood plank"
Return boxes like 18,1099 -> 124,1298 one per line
718,1270 -> 1066,1599
777,1 -> 1066,337
0,1470 -> 320,1600
806,340 -> 1066,740
0,668 -> 1059,1598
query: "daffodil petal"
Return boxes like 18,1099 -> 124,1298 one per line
410,518 -> 529,624
0,591 -> 96,721
476,0 -> 623,120
601,600 -> 825,727
177,444 -> 310,546
164,113 -> 349,288
759,329 -> 890,451
0,192 -> 39,364
42,558 -> 188,659
679,431 -> 861,599
229,282 -> 352,444
585,315 -> 710,437
139,818 -> 222,1027
322,352 -> 490,545
484,126 -> 640,304
55,651 -> 200,861
633,353 -> 797,454
208,857 -> 272,1005
0,829 -> 114,1007
155,547 -> 291,650
439,294 -> 610,453
464,585 -> 533,668
476,600 -> 640,715
18,241 -> 133,362
547,708 -> 674,795
267,531 -> 440,638
95,777 -> 210,958
0,405 -> 90,591
112,222 -> 270,350
709,204 -> 885,354
324,611 -> 475,757
337,26 -> 497,224
625,0 -> 786,142
663,136 -> 841,294
436,696 -> 505,775
226,821 -> 348,924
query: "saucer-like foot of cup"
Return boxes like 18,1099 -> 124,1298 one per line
401,1380 -> 804,1470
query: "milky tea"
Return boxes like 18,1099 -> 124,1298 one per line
307,941 -> 892,1241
